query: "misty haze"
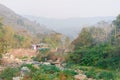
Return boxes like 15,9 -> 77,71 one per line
0,0 -> 120,80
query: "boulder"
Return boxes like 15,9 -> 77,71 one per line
74,74 -> 87,80
43,62 -> 51,65
33,64 -> 39,69
0,78 -> 3,80
20,67 -> 30,76
12,77 -> 22,80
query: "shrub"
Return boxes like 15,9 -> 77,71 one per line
84,68 -> 96,78
33,72 -> 60,80
40,65 -> 60,74
79,67 -> 89,71
22,65 -> 60,80
115,70 -> 120,80
34,49 -> 50,62
69,43 -> 120,70
21,64 -> 76,80
98,71 -> 115,80
59,72 -> 75,80
21,64 -> 38,73
62,69 -> 78,76
0,54 -> 2,64
0,67 -> 19,80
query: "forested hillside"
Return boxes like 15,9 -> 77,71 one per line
0,20 -> 32,53
66,15 -> 120,80
0,4 -> 53,35
0,2 -> 120,80
69,15 -> 120,69
0,4 -> 66,48
23,15 -> 115,39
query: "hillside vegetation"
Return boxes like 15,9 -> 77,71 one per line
66,15 -> 120,80
24,15 -> 115,39
0,3 -> 120,80
0,4 -> 53,37
0,20 -> 32,54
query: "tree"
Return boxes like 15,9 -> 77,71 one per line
0,22 -> 9,53
113,14 -> 120,30
42,33 -> 62,48
72,27 -> 93,49
112,14 -> 120,45
68,18 -> 120,69
64,36 -> 70,48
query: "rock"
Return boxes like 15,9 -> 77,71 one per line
55,63 -> 61,68
21,67 -> 30,72
75,70 -> 84,74
15,58 -> 22,63
5,53 -> 11,57
0,66 -> 5,72
47,60 -> 53,63
10,55 -> 15,60
32,61 -> 41,65
43,62 -> 51,65
61,63 -> 66,67
74,74 -> 87,80
12,77 -> 22,80
20,67 -> 30,76
33,64 -> 39,69
87,78 -> 94,80
0,78 -> 3,80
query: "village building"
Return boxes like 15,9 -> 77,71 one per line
32,43 -> 49,51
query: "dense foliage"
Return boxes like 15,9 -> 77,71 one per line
69,43 -> 120,69
0,64 -> 78,80
0,67 -> 19,80
0,21 -> 32,54
22,64 -> 78,80
68,15 -> 120,70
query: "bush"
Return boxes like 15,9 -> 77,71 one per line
21,64 -> 77,80
0,53 -> 2,64
62,69 -> 78,76
21,64 -> 38,73
0,67 -> 19,80
40,65 -> 60,74
98,71 -> 115,80
69,43 -> 120,70
34,49 -> 50,62
84,68 -> 96,78
115,70 -> 120,80
59,72 -> 75,80
79,67 -> 89,71
85,71 -> 96,78
21,64 -> 60,80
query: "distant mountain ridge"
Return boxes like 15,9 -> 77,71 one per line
0,4 -> 53,36
0,4 -> 116,40
23,15 -> 116,39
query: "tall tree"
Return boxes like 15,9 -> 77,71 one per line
72,27 -> 93,49
113,14 -> 120,45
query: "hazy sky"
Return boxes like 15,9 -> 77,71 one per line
0,0 -> 120,19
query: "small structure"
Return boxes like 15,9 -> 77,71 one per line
32,43 -> 49,51
32,44 -> 37,50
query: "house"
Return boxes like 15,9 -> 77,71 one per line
32,44 -> 37,50
32,43 -> 49,51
